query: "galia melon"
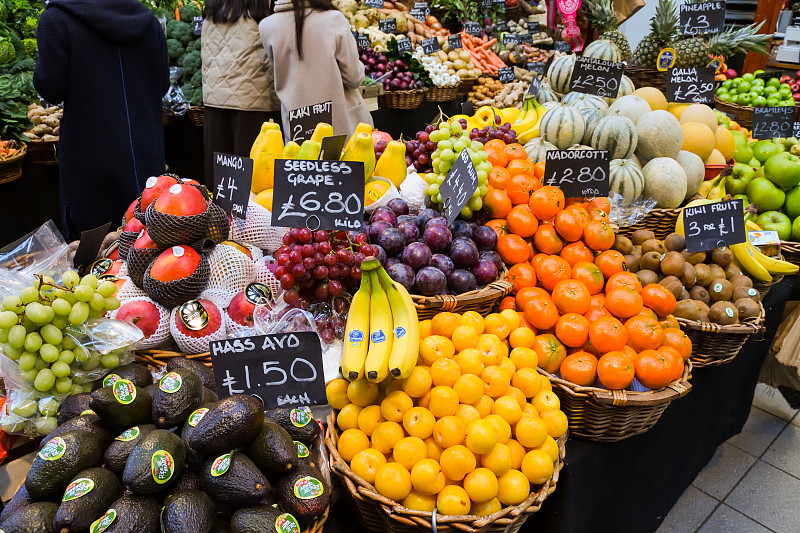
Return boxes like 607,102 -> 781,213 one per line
608,95 -> 652,125
705,149 -> 726,165
681,122 -> 716,161
642,157 -> 688,208
714,126 -> 735,161
675,150 -> 705,201
632,87 -> 667,111
679,104 -> 717,132
635,110 -> 683,161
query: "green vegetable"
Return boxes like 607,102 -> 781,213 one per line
166,19 -> 193,46
0,37 -> 14,65
179,3 -> 201,22
181,50 -> 201,80
166,38 -> 184,61
9,56 -> 33,73
190,69 -> 202,88
22,36 -> 35,58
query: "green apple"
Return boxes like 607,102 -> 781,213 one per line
727,162 -> 756,195
764,85 -> 778,95
767,78 -> 780,88
780,137 -> 799,150
753,96 -> 767,107
764,152 -> 800,190
755,166 -> 766,178
714,111 -> 731,128
784,184 -> 800,219
731,130 -> 754,163
738,93 -> 753,106
756,211 -> 792,240
792,216 -> 800,241
752,140 -> 784,164
749,157 -> 761,168
747,177 -> 787,212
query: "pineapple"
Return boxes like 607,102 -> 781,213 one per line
582,0 -> 631,62
630,0 -> 679,67
672,22 -> 771,68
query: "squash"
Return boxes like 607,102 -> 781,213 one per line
608,95 -> 651,125
635,110 -> 683,161
540,104 -> 586,150
579,105 -> 606,146
546,54 -> 576,95
590,115 -> 637,160
609,158 -> 645,204
582,39 -> 622,63
524,137 -> 558,163
642,157 -> 688,209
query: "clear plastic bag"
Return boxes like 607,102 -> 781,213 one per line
0,220 -> 71,290
609,193 -> 658,228
162,66 -> 190,116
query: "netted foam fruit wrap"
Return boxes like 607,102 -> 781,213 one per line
126,246 -> 162,289
143,252 -> 210,309
206,202 -> 231,245
145,197 -> 212,248
254,255 -> 281,297
118,231 -> 138,260
224,312 -> 259,338
110,297 -> 172,349
202,242 -> 258,308
229,200 -> 288,253
190,236 -> 218,255
132,195 -> 147,224
116,277 -> 148,301
169,299 -> 228,354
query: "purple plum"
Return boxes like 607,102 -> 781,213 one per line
402,242 -> 432,270
448,269 -> 477,294
397,221 -> 420,245
473,225 -> 498,251
385,256 -> 401,269
397,214 -> 416,225
450,238 -> 480,269
378,227 -> 406,257
415,208 -> 439,230
480,250 -> 503,271
473,259 -> 499,285
387,198 -> 410,216
368,221 -> 391,243
423,224 -> 452,253
370,207 -> 397,227
387,263 -> 415,291
450,220 -> 474,240
430,254 -> 454,276
374,244 -> 387,265
426,217 -> 448,228
415,267 -> 447,296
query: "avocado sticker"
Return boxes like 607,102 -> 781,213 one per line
39,436 -> 66,461
151,450 -> 175,484
290,407 -> 312,428
103,373 -> 121,388
179,300 -> 209,331
63,478 -> 94,501
211,452 -> 232,477
187,407 -> 209,427
113,379 -> 137,405
159,372 -> 182,394
80,409 -> 96,416
293,476 -> 324,499
275,513 -> 301,533
115,426 -> 140,442
295,441 -> 310,458
90,509 -> 117,533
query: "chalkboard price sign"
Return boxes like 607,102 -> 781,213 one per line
794,121 -> 800,138
682,199 -> 746,253
497,19 -> 507,31
73,222 -> 112,271
354,32 -> 370,50
448,35 -> 463,49
481,0 -> 492,9
503,33 -> 520,46
667,67 -> 715,104
527,76 -> 541,98
409,8 -> 426,18
396,37 -> 412,53
272,159 -> 365,231
440,149 -> 479,224
569,57 -> 624,98
379,18 -> 397,34
679,1 -> 725,36
464,21 -> 482,36
413,2 -> 431,15
213,152 -> 253,219
527,21 -> 540,33
193,17 -> 203,36
519,32 -> 533,44
542,150 -> 610,198
752,106 -> 795,140
554,41 -> 572,52
422,38 -> 441,55
364,0 -> 383,7
498,67 -> 515,83
755,71 -> 778,82
288,101 -> 332,144
527,62 -> 545,74
210,332 -> 326,409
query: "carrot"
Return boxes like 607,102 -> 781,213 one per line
477,38 -> 497,49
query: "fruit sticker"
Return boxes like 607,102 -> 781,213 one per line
116,426 -> 141,442
657,48 -> 676,71
188,408 -> 209,427
245,282 -> 272,305
38,436 -> 66,461
63,478 -> 94,501
726,307 -> 735,318
159,372 -> 183,394
293,476 -> 324,500
295,441 -> 310,458
113,379 -> 137,405
103,374 -> 121,388
151,450 -> 175,484
371,330 -> 386,343
348,330 -> 364,346
172,245 -> 185,257
90,258 -> 114,277
275,513 -> 301,533
290,407 -> 312,427
211,453 -> 232,477
394,326 -> 406,339
179,300 -> 209,331
90,509 -> 117,533
80,409 -> 97,416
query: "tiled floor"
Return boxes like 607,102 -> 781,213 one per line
657,384 -> 800,533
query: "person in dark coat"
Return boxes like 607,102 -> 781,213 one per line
34,0 -> 169,239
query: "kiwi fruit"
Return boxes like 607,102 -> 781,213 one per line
659,276 -> 684,299
673,300 -> 701,321
680,288 -> 690,300
636,269 -> 660,287
725,263 -> 742,280
696,300 -> 710,316
631,229 -> 655,245
708,278 -> 733,302
625,255 -> 641,272
641,239 -> 667,255
708,301 -> 738,325
735,298 -> 760,320
613,236 -> 633,255
660,251 -> 685,277
664,233 -> 686,252
689,285 -> 710,305
699,311 -> 710,322
708,264 -> 726,280
729,274 -> 753,289
682,250 -> 707,265
631,245 -> 642,258
710,247 -> 733,268
733,286 -> 760,302
640,251 -> 662,272
694,263 -> 713,287
680,263 -> 697,288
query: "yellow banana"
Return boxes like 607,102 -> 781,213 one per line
375,266 -> 419,380
752,247 -> 799,275
511,98 -> 540,136
339,273 -> 371,382
707,176 -> 727,200
745,220 -> 762,232
515,102 -> 547,144
364,270 -> 393,383
730,242 -> 772,282
697,173 -> 722,199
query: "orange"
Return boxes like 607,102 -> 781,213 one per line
484,189 -> 513,219
533,333 -> 567,374
521,449 -> 555,484
532,161 -> 546,179
432,312 -> 461,338
584,305 -> 610,322
540,409 -> 569,439
504,143 -> 528,162
582,220 -> 615,251
571,262 -> 605,295
338,428 -> 370,462
551,279 -> 592,315
660,315 -> 680,330
507,262 -> 538,294
507,173 -> 539,205
481,365 -> 511,398
488,166 -> 511,189
588,316 -> 628,353
411,458 -> 446,495
633,349 -> 675,389
588,208 -> 610,222
559,351 -> 598,386
507,158 -> 535,178
523,294 -> 559,330
529,186 -> 565,220
661,327 -> 692,359
605,272 -> 642,294
641,284 -> 677,317
566,204 -> 590,225
625,315 -> 664,351
402,366 -> 432,398
485,145 -> 508,167
533,224 -> 564,255
659,345 -> 685,381
350,448 -> 386,484
500,295 -> 518,311
561,241 -> 595,267
431,357 -> 463,387
555,313 -> 591,348
597,351 -> 636,390
512,367 -> 543,398
605,287 -> 644,319
374,463 -> 412,501
536,256 -> 571,291
507,204 -> 539,237
481,442 -> 512,477
554,208 -> 586,242
433,415 -> 467,448
594,250 -> 628,279
429,386 -> 459,417
496,469 -> 530,506
486,218 -> 509,239
440,444 -> 477,481
437,485 -> 471,515
403,406 -> 436,439
497,234 -> 531,265
465,419 -> 499,454
639,307 -> 658,320
587,196 -> 611,214
393,436 -> 428,471
514,415 -> 548,448
484,139 -> 507,151
358,405 -> 386,436
590,293 -> 606,308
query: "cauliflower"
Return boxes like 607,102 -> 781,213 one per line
166,38 -> 185,61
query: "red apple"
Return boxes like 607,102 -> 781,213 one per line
227,291 -> 256,327
107,261 -> 123,276
793,93 -> 800,102
372,130 -> 392,148
726,69 -> 737,79
173,298 -> 222,338
153,184 -> 207,217
124,199 -> 138,223
141,175 -> 179,211
149,246 -> 202,282
116,300 -> 162,338
123,216 -> 145,234
219,240 -> 253,260
792,83 -> 800,93
133,229 -> 159,250
781,75 -> 792,84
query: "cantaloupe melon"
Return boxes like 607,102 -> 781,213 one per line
524,137 -> 558,163
542,101 -> 561,111
591,115 -> 638,159
679,104 -> 717,131
583,39 -> 622,62
642,158 -> 688,208
609,158 -> 645,203
635,110 -> 683,161
608,95 -> 652,125
564,92 -> 609,113
579,105 -> 607,145
714,126 -> 735,162
547,55 -> 576,95
676,150 -> 705,201
604,75 -> 635,105
540,104 -> 586,149
633,87 -> 667,111
681,122 -> 716,161
705,149 -> 726,165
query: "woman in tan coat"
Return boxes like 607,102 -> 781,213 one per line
201,0 -> 280,185
259,0 -> 373,140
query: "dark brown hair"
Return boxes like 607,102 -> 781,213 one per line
204,0 -> 271,24
291,0 -> 337,59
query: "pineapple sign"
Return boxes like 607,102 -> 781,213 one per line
679,1 -> 725,36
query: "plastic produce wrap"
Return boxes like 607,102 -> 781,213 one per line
608,193 -> 658,228
109,297 -> 171,350
254,255 -> 282,298
399,170 -> 426,213
162,66 -> 190,116
0,221 -> 71,288
202,243 -> 262,309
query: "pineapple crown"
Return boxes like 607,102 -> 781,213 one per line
652,0 -> 679,43
581,0 -> 619,34
708,21 -> 771,57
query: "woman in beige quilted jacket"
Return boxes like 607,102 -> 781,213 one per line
201,0 -> 280,185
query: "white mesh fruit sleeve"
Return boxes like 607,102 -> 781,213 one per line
169,304 -> 229,354
229,200 -> 288,253
109,297 -> 172,350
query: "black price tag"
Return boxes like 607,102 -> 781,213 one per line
544,53 -> 556,77
542,150 -> 610,198
288,101 -> 332,144
497,19 -> 508,31
210,332 -> 326,409
481,0 -> 492,9
379,18 -> 397,33
461,101 -> 474,115
752,106 -> 795,140
528,21 -> 540,33
422,38 -> 441,55
569,57 -> 624,98
502,33 -> 520,46
667,67 -> 716,104
73,222 -> 112,271
396,37 -> 413,53
440,149 -> 479,224
272,159 -> 365,230
409,8 -> 426,18
527,76 -> 541,98
319,135 -> 346,161
680,1 -> 725,36
554,41 -> 571,52
464,21 -> 482,36
520,32 -> 533,44
213,153 -> 253,219
192,16 -> 203,36
683,199 -> 746,253
448,34 -> 463,49
793,121 -> 800,138
364,0 -> 383,7
755,71 -> 777,82
527,61 -> 545,74
355,32 -> 370,50
498,67 -> 515,83
413,2 -> 430,15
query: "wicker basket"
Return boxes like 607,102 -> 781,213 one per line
615,208 -> 681,241
411,277 -> 513,320
26,138 -> 58,165
379,89 -> 426,110
136,349 -> 211,367
187,106 -> 205,127
678,303 -> 765,368
458,78 -> 477,95
624,66 -> 667,93
543,360 -> 692,442
753,274 -> 784,299
326,412 -> 564,533
426,84 -> 460,103
714,97 -> 753,128
780,240 -> 800,267
0,143 -> 27,185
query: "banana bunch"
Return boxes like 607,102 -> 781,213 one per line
339,260 -> 419,383
730,220 -> 799,282
696,172 -> 728,201
512,96 -> 548,144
